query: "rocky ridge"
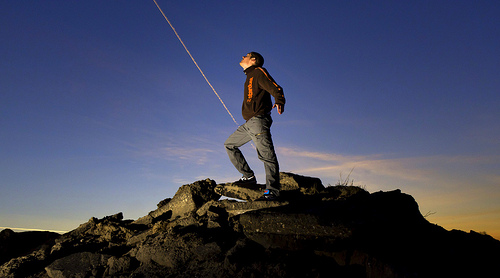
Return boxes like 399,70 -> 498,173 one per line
1,172 -> 499,277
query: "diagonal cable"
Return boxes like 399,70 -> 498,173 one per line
152,0 -> 239,126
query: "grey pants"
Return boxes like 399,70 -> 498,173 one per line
224,114 -> 280,191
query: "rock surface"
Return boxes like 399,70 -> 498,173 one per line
1,172 -> 499,277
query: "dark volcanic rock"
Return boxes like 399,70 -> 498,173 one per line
214,172 -> 327,201
50,212 -> 145,258
279,172 -> 325,193
2,173 -> 500,278
0,229 -> 60,265
134,178 -> 220,225
0,229 -> 60,277
214,182 -> 265,201
45,252 -> 112,278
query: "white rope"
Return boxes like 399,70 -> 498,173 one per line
152,0 -> 239,126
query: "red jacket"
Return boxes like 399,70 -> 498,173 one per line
242,66 -> 285,121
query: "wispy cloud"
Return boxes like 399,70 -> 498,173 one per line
279,147 -> 499,181
138,146 -> 215,165
277,146 -> 500,199
115,126 -> 225,166
278,147 -> 433,184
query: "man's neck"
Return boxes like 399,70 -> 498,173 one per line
243,65 -> 256,71
240,62 -> 256,70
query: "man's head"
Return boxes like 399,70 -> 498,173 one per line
240,52 -> 264,69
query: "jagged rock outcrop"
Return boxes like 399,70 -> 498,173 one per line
214,172 -> 325,201
134,178 -> 220,225
1,172 -> 499,277
0,229 -> 60,266
0,229 -> 60,278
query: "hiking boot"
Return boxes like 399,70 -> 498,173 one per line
256,189 -> 280,201
233,175 -> 257,186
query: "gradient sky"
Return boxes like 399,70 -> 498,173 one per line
1,1 -> 499,239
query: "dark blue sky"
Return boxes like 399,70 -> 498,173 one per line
1,1 -> 499,238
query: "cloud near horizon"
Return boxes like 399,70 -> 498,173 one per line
278,146 -> 500,187
278,147 -> 437,185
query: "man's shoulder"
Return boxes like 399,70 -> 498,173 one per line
254,67 -> 272,77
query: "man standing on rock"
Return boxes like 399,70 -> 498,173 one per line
224,52 -> 286,201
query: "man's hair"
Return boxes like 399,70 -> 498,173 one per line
249,52 -> 264,67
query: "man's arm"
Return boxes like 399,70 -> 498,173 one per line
256,68 -> 286,114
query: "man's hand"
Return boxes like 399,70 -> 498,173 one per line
273,103 -> 285,115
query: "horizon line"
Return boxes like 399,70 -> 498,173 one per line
0,226 -> 69,234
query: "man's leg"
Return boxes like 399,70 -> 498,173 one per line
224,124 -> 254,179
246,115 -> 280,193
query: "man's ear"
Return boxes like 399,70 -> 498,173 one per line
250,58 -> 257,65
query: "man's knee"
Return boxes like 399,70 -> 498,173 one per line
225,141 -> 238,152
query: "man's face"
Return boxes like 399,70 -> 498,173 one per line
240,53 -> 255,69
